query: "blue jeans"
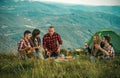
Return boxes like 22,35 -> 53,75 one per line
51,52 -> 58,58
34,50 -> 44,59
34,50 -> 39,59
45,52 -> 58,58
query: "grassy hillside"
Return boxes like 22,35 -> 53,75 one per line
0,52 -> 120,78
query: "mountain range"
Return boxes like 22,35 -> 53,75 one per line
0,0 -> 120,52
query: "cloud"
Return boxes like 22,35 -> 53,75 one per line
32,0 -> 120,6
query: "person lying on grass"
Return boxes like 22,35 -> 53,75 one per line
18,30 -> 34,60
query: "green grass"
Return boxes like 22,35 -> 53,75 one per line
0,52 -> 120,78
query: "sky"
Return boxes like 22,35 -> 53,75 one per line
31,0 -> 120,6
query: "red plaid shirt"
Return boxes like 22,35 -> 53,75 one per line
43,32 -> 62,53
18,38 -> 31,51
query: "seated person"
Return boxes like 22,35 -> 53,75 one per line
95,36 -> 115,60
18,30 -> 34,60
30,29 -> 44,59
91,35 -> 102,57
88,35 -> 102,62
107,43 -> 115,59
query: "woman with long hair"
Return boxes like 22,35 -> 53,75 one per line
30,29 -> 43,59
91,34 -> 101,56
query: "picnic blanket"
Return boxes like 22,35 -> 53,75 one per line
46,55 -> 77,62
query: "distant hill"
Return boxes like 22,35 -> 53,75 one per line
0,0 -> 120,52
0,35 -> 16,53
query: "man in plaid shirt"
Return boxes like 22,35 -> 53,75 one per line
43,26 -> 62,58
18,30 -> 34,60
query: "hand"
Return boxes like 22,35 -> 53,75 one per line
37,45 -> 41,49
57,47 -> 61,52
47,51 -> 50,55
25,46 -> 30,51
34,46 -> 41,50
31,48 -> 35,52
27,48 -> 35,54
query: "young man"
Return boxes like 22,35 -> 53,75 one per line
43,26 -> 62,58
108,43 -> 115,59
18,30 -> 34,60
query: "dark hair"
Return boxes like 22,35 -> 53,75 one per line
24,30 -> 31,36
109,43 -> 113,47
31,29 -> 41,47
104,36 -> 111,43
32,29 -> 40,39
49,26 -> 54,28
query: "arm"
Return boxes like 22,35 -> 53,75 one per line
95,44 -> 109,56
36,38 -> 41,50
100,48 -> 109,56
29,38 -> 34,48
57,34 -> 62,52
18,40 -> 30,52
58,34 -> 62,46
43,36 -> 51,55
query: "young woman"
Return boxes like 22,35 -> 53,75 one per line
91,35 -> 101,57
30,29 -> 43,59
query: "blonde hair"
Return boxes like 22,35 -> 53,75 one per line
91,34 -> 101,56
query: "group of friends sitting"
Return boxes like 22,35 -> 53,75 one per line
85,35 -> 115,61
17,26 -> 115,61
17,26 -> 62,60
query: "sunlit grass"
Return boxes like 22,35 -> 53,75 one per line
0,52 -> 120,78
